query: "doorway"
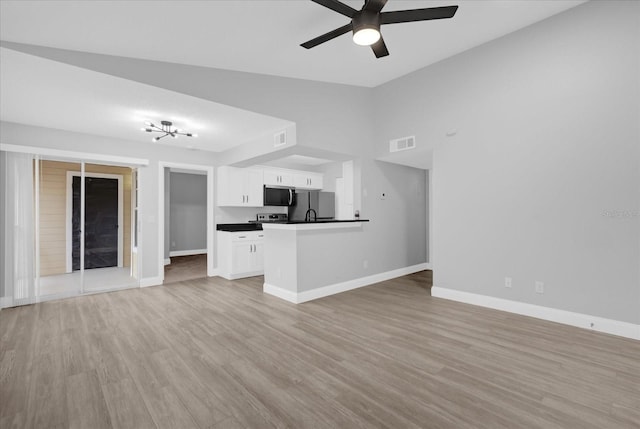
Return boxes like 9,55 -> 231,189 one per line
157,162 -> 215,285
69,173 -> 124,271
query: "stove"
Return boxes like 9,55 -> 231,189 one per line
255,213 -> 288,223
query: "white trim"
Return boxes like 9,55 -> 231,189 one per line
0,144 -> 149,166
431,287 -> 640,341
158,162 -> 215,285
0,296 -> 14,309
139,276 -> 163,288
164,258 -> 171,266
263,283 -> 299,303
170,168 -> 207,175
169,249 -> 207,257
222,270 -> 264,281
34,155 -> 41,299
66,171 -> 124,272
427,168 -> 432,265
261,221 -> 365,231
263,263 -> 429,304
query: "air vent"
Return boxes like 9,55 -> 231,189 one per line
389,135 -> 415,153
274,131 -> 287,147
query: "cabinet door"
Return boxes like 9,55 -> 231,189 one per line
293,173 -> 309,189
294,172 -> 323,190
231,242 -> 252,274
217,166 -> 245,206
279,173 -> 293,187
263,169 -> 293,187
251,242 -> 264,272
307,173 -> 323,190
263,169 -> 280,186
245,169 -> 264,207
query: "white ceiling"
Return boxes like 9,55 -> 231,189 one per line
0,0 -> 587,88
0,47 -> 293,152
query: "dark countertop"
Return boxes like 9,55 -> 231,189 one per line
281,219 -> 369,224
216,223 -> 263,232
217,219 -> 368,231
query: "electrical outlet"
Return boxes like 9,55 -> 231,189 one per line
505,277 -> 512,288
535,281 -> 544,294
363,260 -> 368,269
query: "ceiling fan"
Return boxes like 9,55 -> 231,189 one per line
301,0 -> 458,58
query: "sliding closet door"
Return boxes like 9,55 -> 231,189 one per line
36,159 -> 139,299
1,153 -> 141,308
36,158 -> 83,298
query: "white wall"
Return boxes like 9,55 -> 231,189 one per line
374,1 -> 640,324
169,172 -> 207,253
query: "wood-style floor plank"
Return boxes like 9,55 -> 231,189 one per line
1,270 -> 639,429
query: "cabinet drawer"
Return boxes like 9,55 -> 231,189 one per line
231,231 -> 264,242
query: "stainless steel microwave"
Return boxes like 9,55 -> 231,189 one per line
263,186 -> 296,206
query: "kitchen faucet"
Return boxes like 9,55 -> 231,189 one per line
305,208 -> 317,222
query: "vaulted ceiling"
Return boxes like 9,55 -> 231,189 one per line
0,0 -> 586,87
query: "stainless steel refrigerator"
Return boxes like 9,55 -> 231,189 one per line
288,191 -> 335,221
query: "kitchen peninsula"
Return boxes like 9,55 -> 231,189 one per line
261,220 -> 370,303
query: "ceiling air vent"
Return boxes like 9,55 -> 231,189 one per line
389,135 -> 415,153
274,131 -> 287,147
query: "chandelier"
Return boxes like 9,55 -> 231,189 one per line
141,120 -> 198,142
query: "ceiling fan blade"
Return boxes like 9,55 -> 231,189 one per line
301,23 -> 353,49
381,5 -> 458,25
311,0 -> 358,18
371,37 -> 389,58
363,0 -> 388,13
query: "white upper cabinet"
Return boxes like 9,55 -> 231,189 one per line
293,172 -> 323,190
263,169 -> 294,187
217,166 -> 264,207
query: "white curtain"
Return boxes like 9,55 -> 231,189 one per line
1,151 -> 36,307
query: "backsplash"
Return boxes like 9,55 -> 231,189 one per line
215,206 -> 287,224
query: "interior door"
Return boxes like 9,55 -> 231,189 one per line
72,176 -> 119,270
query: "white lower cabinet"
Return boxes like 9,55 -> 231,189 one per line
217,230 -> 264,279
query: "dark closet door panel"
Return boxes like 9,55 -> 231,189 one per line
72,176 -> 119,270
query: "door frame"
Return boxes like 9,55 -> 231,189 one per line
157,162 -> 215,283
66,171 -> 124,273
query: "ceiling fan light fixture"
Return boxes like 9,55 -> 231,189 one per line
352,10 -> 381,46
353,27 -> 380,46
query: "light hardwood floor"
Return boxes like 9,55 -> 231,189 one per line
164,255 -> 208,285
1,271 -> 638,428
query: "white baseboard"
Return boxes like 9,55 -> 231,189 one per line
169,249 -> 207,257
219,270 -> 264,281
264,263 -> 429,304
0,296 -> 14,309
431,287 -> 640,341
139,276 -> 163,288
263,283 -> 299,303
163,258 -> 171,266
